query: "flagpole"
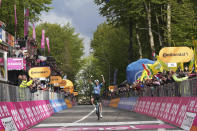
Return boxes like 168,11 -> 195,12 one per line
44,46 -> 45,56
14,4 -> 17,45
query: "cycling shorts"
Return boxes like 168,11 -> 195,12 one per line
92,94 -> 101,103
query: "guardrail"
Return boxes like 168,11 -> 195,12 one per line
0,83 -> 64,102
143,77 -> 197,97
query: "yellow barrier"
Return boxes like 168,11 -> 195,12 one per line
65,99 -> 72,108
109,98 -> 120,108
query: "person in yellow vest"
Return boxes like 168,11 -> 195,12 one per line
171,71 -> 188,82
19,75 -> 33,101
19,75 -> 33,88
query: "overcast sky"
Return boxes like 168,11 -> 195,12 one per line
39,0 -> 105,56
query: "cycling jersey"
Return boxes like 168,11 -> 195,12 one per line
91,82 -> 103,95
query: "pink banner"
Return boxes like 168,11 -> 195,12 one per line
19,101 -> 37,126
167,97 -> 180,125
187,97 -> 197,113
6,102 -> 26,131
46,37 -> 50,53
24,9 -> 29,37
148,97 -> 157,116
152,97 -> 163,118
144,97 -> 152,115
160,98 -> 173,121
0,100 -> 68,130
0,102 -> 14,130
157,97 -> 168,120
13,102 -> 31,129
33,23 -> 36,40
134,97 -> 196,129
34,101 -> 46,120
7,58 -> 26,70
41,30 -> 45,49
28,101 -> 42,123
39,100 -> 50,118
175,97 -> 190,127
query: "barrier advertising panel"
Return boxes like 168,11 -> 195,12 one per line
0,99 -> 69,130
181,112 -> 196,130
0,102 -> 17,131
65,99 -> 72,108
133,97 -> 197,130
109,98 -> 120,108
118,97 -> 138,111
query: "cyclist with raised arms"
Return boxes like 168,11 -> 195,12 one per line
89,75 -> 105,118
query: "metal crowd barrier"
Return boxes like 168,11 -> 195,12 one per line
0,83 -> 64,102
142,77 -> 197,97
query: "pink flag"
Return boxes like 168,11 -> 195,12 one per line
0,0 -> 2,7
24,8 -> 29,37
41,30 -> 45,49
33,23 -> 36,40
46,37 -> 50,53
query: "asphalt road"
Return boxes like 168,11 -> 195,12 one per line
28,105 -> 183,131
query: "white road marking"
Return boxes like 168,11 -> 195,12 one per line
73,108 -> 96,123
130,125 -> 139,129
157,129 -> 166,131
36,120 -> 163,127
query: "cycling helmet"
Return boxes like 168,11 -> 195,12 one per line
94,79 -> 99,83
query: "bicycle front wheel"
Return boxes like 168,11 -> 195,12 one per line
96,104 -> 100,120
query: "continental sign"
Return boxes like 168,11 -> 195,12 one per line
159,47 -> 193,63
64,79 -> 74,87
59,80 -> 67,87
50,76 -> 62,84
73,92 -> 78,96
64,87 -> 74,93
29,67 -> 51,78
109,98 -> 120,108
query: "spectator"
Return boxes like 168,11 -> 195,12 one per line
171,71 -> 188,82
17,75 -> 23,86
19,75 -> 33,88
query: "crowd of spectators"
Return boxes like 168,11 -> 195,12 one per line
17,74 -> 49,93
9,38 -> 64,95
106,66 -> 197,98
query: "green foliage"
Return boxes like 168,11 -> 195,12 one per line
34,23 -> 84,81
170,0 -> 197,46
92,0 -> 197,85
91,23 -> 131,84
94,0 -> 197,54
0,0 -> 52,37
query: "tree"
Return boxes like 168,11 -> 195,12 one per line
0,0 -> 52,37
34,23 -> 84,81
75,55 -> 103,103
91,23 -> 134,84
94,0 -> 197,58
